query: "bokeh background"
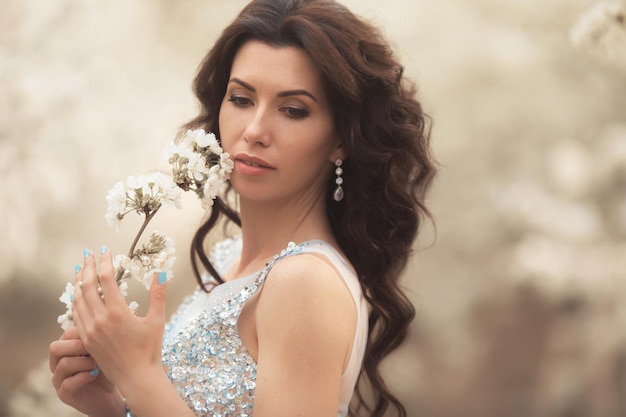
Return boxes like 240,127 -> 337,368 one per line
2,0 -> 625,416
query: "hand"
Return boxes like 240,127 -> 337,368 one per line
49,326 -> 124,417
72,247 -> 169,395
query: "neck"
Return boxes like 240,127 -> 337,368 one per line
227,193 -> 335,279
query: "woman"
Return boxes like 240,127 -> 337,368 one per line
49,0 -> 435,416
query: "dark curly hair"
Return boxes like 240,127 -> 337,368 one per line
183,1 -> 436,416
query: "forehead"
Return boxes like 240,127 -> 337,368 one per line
229,40 -> 326,95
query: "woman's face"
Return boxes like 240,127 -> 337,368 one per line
218,40 -> 344,205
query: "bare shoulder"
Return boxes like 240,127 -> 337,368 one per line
251,253 -> 358,414
260,252 -> 355,313
255,252 -> 356,345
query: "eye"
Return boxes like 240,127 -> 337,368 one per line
227,95 -> 253,107
281,106 -> 309,119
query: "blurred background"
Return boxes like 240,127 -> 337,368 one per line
1,0 -> 625,416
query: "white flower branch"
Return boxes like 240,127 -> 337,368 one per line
57,129 -> 232,329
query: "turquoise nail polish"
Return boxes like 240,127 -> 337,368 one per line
75,264 -> 81,274
100,246 -> 108,254
158,271 -> 167,285
90,369 -> 99,377
83,249 -> 90,258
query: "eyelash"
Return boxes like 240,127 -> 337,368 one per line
227,95 -> 309,119
281,107 -> 309,119
227,95 -> 252,107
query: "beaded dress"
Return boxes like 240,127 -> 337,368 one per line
161,237 -> 369,417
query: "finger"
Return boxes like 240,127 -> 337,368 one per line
55,369 -> 100,402
73,260 -> 83,306
60,326 -> 80,341
72,250 -> 94,336
74,260 -> 83,286
52,356 -> 98,389
147,271 -> 168,322
72,257 -> 85,330
79,249 -> 104,313
50,337 -> 89,372
97,247 -> 125,309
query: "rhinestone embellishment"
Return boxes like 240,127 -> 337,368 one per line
161,239 -> 302,416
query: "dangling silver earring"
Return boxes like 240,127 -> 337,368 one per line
333,158 -> 344,202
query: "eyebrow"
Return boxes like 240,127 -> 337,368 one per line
229,77 -> 318,102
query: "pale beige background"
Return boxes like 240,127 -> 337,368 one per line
2,0 -> 626,416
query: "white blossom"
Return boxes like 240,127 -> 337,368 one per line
104,172 -> 182,229
106,181 -> 127,215
60,130 -> 228,328
113,254 -> 130,273
129,301 -> 139,313
165,129 -> 232,204
184,128 -> 207,145
57,282 -> 74,330
219,152 -> 234,178
164,141 -> 194,162
114,232 -> 175,290
152,172 -> 183,209
186,129 -> 223,156
105,181 -> 129,230
118,280 -> 129,297
187,153 -> 209,181
202,172 -> 223,207
59,282 -> 74,307
56,283 -> 75,330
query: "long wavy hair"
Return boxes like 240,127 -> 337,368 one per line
183,1 -> 436,416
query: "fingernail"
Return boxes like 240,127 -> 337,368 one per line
100,246 -> 108,254
90,369 -> 99,377
83,249 -> 90,258
75,264 -> 81,274
157,271 -> 167,285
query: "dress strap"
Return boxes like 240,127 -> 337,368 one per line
254,241 -> 304,285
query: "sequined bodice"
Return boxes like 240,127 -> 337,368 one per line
161,237 -> 368,417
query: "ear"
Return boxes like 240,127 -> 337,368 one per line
329,140 -> 347,163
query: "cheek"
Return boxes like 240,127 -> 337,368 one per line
218,103 -> 234,149
218,100 -> 228,132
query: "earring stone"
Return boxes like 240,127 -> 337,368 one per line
333,158 -> 344,202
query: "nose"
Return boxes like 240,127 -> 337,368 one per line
243,107 -> 271,147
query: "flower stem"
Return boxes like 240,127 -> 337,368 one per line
115,205 -> 161,282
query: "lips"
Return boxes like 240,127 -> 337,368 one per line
234,154 -> 275,169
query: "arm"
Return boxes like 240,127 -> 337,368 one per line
251,254 -> 357,417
